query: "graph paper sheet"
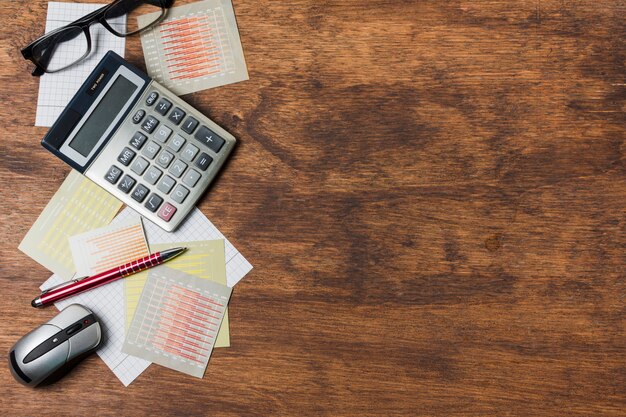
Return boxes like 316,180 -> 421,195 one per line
41,210 -> 151,387
35,2 -> 126,127
142,207 -> 253,288
138,0 -> 248,95
19,170 -> 122,280
123,267 -> 231,378
124,240 -> 231,348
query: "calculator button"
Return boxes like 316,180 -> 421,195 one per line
141,115 -> 159,134
181,116 -> 198,134
171,184 -> 189,204
117,175 -> 136,194
157,203 -> 177,222
105,165 -> 122,184
132,109 -> 145,124
144,166 -> 163,185
194,125 -> 225,153
167,134 -> 186,152
142,141 -> 161,160
169,159 -> 188,178
129,132 -> 147,150
156,150 -> 174,168
145,91 -> 159,106
154,125 -> 172,143
168,107 -> 186,125
145,193 -> 164,212
182,168 -> 201,188
131,156 -> 149,176
131,184 -> 149,202
180,143 -> 199,162
157,175 -> 176,194
194,152 -> 213,171
155,98 -> 172,116
117,147 -> 136,166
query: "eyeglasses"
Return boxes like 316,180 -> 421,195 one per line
21,0 -> 173,76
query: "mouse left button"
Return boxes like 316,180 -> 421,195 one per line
9,325 -> 70,387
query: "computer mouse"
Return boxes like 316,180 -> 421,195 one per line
8,304 -> 102,387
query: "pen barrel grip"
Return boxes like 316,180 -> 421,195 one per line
119,253 -> 162,277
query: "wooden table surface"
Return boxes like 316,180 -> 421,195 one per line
0,0 -> 624,415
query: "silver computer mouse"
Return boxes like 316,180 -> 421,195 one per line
8,304 -> 102,387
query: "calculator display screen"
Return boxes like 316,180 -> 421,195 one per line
69,76 -> 138,157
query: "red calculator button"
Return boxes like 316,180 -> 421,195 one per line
157,203 -> 177,222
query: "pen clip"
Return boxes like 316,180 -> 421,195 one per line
40,276 -> 88,295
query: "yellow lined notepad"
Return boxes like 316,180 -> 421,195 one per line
19,170 -> 123,279
125,240 -> 230,347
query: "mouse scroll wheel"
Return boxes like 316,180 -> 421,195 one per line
65,323 -> 83,335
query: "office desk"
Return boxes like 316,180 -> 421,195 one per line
0,1 -> 623,415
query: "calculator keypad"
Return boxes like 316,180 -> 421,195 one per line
145,193 -> 163,212
157,203 -> 177,221
195,126 -> 225,153
132,109 -> 145,124
168,134 -> 185,152
154,125 -> 172,143
181,116 -> 198,134
157,175 -> 176,194
180,143 -> 199,162
141,116 -> 159,133
169,159 -> 187,178
131,157 -> 149,176
182,169 -> 201,188
145,92 -> 158,106
88,84 -> 235,231
142,141 -> 161,159
144,166 -> 162,185
169,108 -> 185,125
171,184 -> 189,204
131,184 -> 149,202
117,147 -> 135,166
118,175 -> 136,193
195,152 -> 213,171
129,132 -> 147,150
156,150 -> 174,168
105,165 -> 122,184
155,99 -> 172,116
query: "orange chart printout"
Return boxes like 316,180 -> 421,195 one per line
139,0 -> 248,95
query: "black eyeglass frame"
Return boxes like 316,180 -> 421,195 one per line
21,0 -> 172,77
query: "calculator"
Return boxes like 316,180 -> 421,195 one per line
41,51 -> 236,232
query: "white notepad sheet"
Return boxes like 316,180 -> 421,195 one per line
35,2 -> 126,127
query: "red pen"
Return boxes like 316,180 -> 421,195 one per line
32,247 -> 187,308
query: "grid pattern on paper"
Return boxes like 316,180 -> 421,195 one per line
41,209 -> 151,387
35,2 -> 127,127
124,268 -> 231,377
142,207 -> 252,287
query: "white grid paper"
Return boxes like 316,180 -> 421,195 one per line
35,2 -> 126,127
143,207 -> 253,288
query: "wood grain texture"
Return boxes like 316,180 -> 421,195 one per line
0,0 -> 624,415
